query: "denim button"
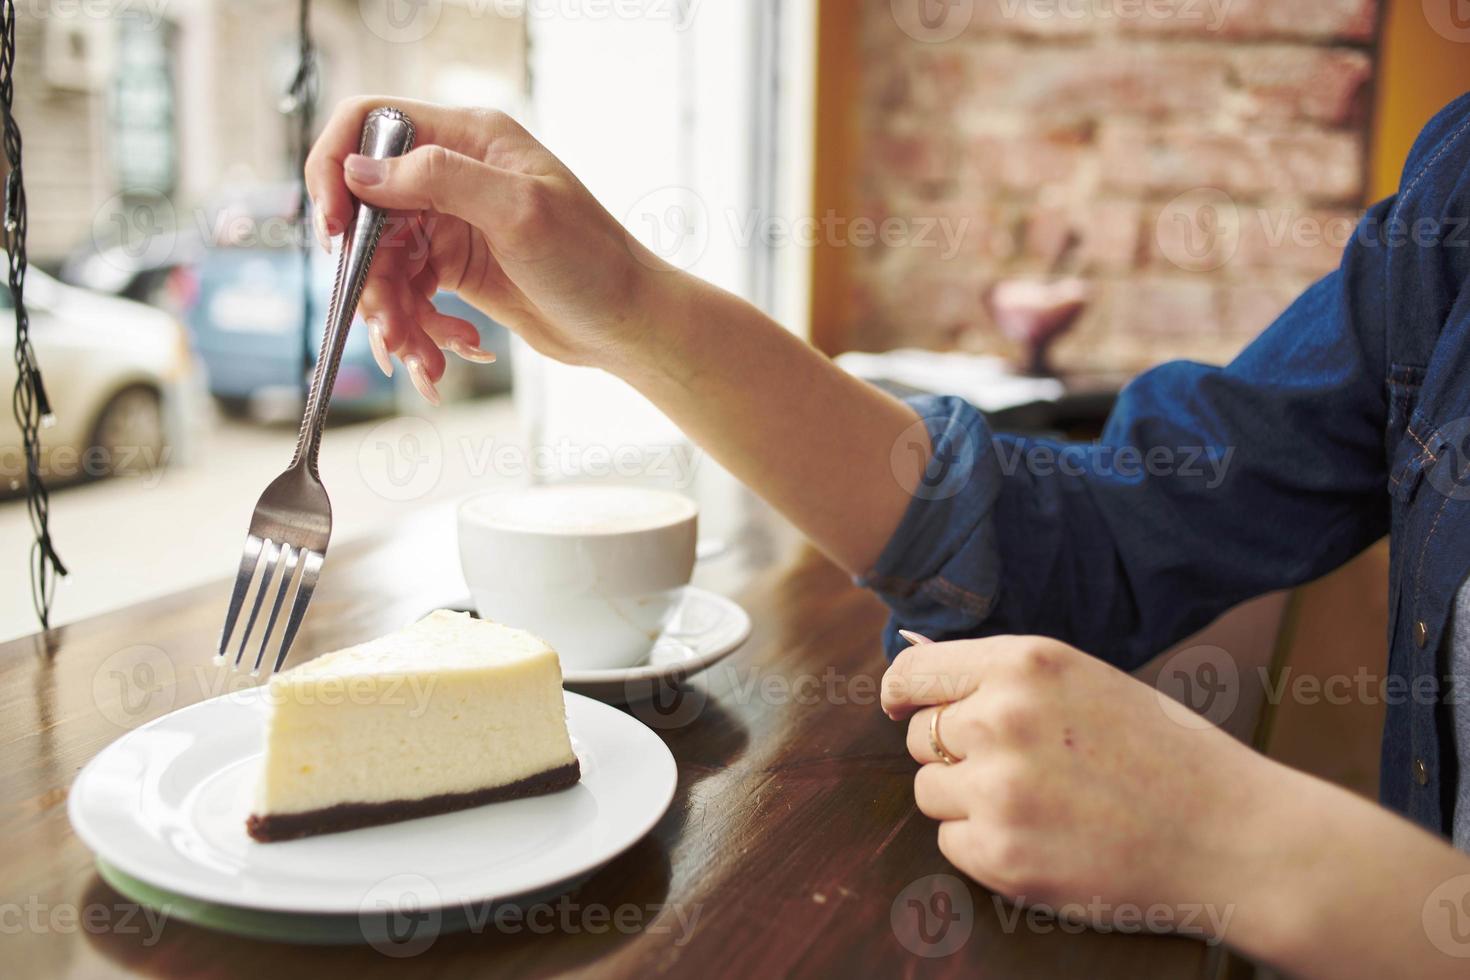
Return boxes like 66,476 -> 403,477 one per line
1414,759 -> 1430,786
1415,620 -> 1429,648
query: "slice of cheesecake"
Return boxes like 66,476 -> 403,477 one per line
247,610 -> 580,842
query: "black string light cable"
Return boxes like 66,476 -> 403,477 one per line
281,0 -> 317,393
1,0 -> 65,629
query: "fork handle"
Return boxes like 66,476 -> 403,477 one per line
291,106 -> 416,475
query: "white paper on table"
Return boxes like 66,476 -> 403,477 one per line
835,349 -> 1066,414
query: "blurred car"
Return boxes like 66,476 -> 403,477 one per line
58,228 -> 201,319
65,184 -> 513,420
184,242 -> 513,419
0,267 -> 200,491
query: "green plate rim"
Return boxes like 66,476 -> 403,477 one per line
94,859 -> 592,946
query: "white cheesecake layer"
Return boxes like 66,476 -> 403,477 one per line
255,610 -> 576,816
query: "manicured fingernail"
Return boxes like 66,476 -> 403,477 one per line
445,338 -> 497,364
366,317 -> 393,378
312,207 -> 331,253
403,354 -> 441,406
899,629 -> 935,646
345,154 -> 386,186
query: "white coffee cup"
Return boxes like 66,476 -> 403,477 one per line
457,485 -> 698,670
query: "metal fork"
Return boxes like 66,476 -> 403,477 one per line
217,107 -> 416,675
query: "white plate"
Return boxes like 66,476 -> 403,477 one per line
562,587 -> 750,703
68,688 -> 676,915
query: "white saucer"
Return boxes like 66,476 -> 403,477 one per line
68,687 -> 676,916
440,587 -> 752,705
562,587 -> 751,703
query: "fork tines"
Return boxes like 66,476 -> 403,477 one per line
217,534 -> 323,676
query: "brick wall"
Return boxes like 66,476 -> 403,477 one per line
851,0 -> 1380,374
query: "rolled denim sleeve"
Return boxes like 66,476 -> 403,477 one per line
862,206 -> 1398,665
859,394 -> 1006,653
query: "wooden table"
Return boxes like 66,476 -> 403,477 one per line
4,484 -> 1221,978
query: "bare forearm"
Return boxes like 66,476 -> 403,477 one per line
1222,758 -> 1470,978
306,100 -> 923,573
617,274 -> 922,576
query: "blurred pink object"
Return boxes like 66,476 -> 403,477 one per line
987,277 -> 1091,377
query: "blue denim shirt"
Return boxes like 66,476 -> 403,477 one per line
863,93 -> 1470,839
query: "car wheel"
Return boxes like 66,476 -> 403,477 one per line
90,385 -> 166,479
